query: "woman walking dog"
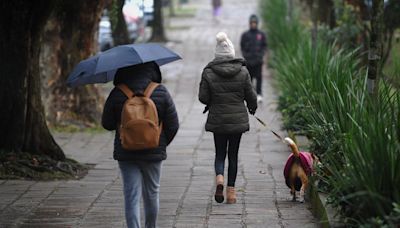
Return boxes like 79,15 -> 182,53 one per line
199,32 -> 257,204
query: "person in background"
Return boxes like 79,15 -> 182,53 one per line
102,62 -> 179,228
212,0 -> 222,22
240,14 -> 267,103
199,32 -> 257,204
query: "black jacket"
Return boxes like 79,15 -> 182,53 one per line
198,57 -> 257,134
240,29 -> 267,66
102,63 -> 179,161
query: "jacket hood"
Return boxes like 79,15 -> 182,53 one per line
113,61 -> 162,86
206,58 -> 245,77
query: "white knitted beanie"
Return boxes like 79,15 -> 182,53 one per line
215,32 -> 235,58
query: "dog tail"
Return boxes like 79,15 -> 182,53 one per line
284,137 -> 300,157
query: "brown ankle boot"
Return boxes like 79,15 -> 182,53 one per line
226,186 -> 237,204
214,175 -> 224,203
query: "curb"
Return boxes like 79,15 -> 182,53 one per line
309,182 -> 330,227
294,135 -> 343,227
309,181 -> 344,227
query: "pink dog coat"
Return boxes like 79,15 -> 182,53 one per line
283,152 -> 314,190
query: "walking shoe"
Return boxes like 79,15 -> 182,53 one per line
257,95 -> 263,103
214,175 -> 224,203
226,186 -> 237,204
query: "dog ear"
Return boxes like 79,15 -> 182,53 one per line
311,153 -> 322,168
311,153 -> 320,163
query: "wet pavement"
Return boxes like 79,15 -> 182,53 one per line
0,0 -> 319,227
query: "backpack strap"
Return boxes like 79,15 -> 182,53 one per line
144,82 -> 163,129
144,82 -> 160,98
117,84 -> 134,98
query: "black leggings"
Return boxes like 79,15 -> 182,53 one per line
213,133 -> 242,187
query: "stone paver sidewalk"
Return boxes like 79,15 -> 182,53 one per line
0,0 -> 319,227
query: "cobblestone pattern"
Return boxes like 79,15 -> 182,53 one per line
0,0 -> 318,227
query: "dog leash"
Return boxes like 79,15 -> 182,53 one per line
203,106 -> 285,141
252,115 -> 284,141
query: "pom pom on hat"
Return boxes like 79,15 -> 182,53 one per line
216,32 -> 228,42
215,32 -> 235,58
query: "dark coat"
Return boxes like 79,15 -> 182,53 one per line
198,58 -> 257,134
102,63 -> 179,161
212,0 -> 222,7
240,29 -> 267,66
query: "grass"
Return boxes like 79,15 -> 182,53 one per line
50,125 -> 106,134
173,7 -> 197,17
261,0 -> 400,226
166,25 -> 191,31
164,5 -> 197,18
384,36 -> 400,88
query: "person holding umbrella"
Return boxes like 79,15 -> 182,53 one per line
67,44 -> 181,228
199,32 -> 257,204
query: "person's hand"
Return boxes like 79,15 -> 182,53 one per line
248,109 -> 256,115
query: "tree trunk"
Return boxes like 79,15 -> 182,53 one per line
109,0 -> 131,45
150,0 -> 167,42
367,0 -> 384,95
287,0 -> 293,21
318,0 -> 335,29
0,0 -> 65,160
40,0 -> 107,127
309,0 -> 318,61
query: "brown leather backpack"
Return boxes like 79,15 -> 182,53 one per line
117,82 -> 161,151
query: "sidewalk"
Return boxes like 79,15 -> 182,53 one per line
0,0 -> 318,227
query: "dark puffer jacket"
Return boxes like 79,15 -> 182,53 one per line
198,58 -> 257,134
240,29 -> 267,66
102,63 -> 179,161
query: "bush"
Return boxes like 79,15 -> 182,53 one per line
261,0 -> 400,226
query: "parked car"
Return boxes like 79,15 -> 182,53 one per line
98,7 -> 144,52
126,0 -> 154,25
98,15 -> 113,52
123,2 -> 145,40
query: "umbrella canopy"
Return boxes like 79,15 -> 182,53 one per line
66,43 -> 181,87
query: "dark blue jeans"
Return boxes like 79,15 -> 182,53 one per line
213,133 -> 242,187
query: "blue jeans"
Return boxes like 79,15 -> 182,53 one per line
118,161 -> 162,228
213,133 -> 242,187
